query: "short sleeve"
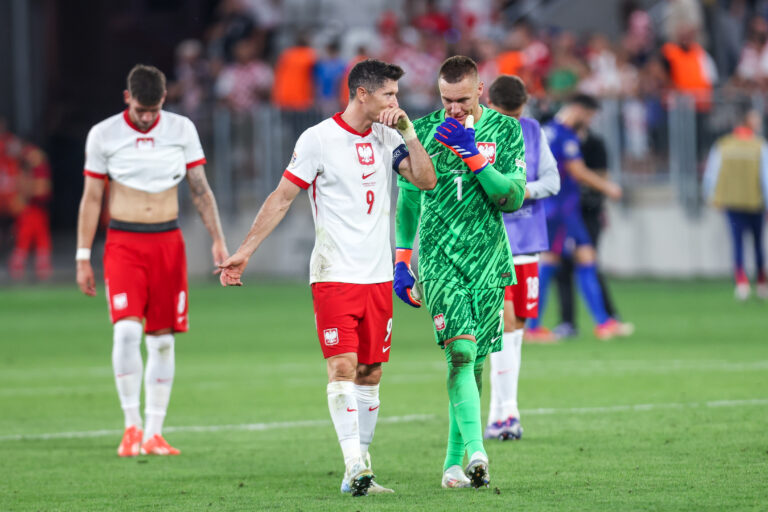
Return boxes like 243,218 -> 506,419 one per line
183,118 -> 206,168
283,128 -> 321,189
494,117 -> 526,179
84,126 -> 108,179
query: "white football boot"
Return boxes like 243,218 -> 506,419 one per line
340,454 -> 393,495
441,465 -> 472,488
464,451 -> 490,488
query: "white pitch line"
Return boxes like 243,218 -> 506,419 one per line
2,398 -> 767,443
0,414 -> 435,442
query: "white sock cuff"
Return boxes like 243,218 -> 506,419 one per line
145,334 -> 174,350
353,384 -> 379,402
327,380 -> 355,395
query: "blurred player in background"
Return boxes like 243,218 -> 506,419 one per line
483,75 -> 560,442
8,141 -> 53,281
703,106 -> 768,300
76,64 -> 229,457
554,128 -> 625,338
394,56 -> 526,489
218,59 -> 436,496
527,94 -> 631,341
0,120 -> 24,266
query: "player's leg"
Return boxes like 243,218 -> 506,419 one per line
8,207 -> 33,280
726,210 -> 750,299
140,229 -> 188,455
554,251 -> 578,337
31,206 -> 53,281
527,251 -> 558,338
104,228 -> 150,456
312,282 -> 372,496
747,212 -> 767,298
349,282 -> 394,494
486,290 -> 514,438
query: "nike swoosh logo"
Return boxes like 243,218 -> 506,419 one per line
453,400 -> 467,407
491,336 -> 500,345
428,150 -> 444,159
368,405 -> 379,411
347,407 -> 357,412
382,345 -> 390,353
362,171 -> 376,179
526,303 -> 537,310
497,368 -> 514,375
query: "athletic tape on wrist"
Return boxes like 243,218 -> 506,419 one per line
75,248 -> 91,261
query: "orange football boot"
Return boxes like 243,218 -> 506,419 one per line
117,425 -> 143,457
140,434 -> 180,455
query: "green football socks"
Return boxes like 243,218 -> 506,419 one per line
443,339 -> 486,470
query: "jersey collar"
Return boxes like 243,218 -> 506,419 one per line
332,112 -> 372,137
123,109 -> 161,134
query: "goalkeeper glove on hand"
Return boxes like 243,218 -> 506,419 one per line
433,117 -> 488,173
393,248 -> 422,308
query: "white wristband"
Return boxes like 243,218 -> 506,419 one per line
75,248 -> 91,261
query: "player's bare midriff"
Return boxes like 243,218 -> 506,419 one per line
109,181 -> 178,223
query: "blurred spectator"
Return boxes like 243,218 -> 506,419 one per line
702,106 -> 768,300
338,46 -> 369,109
412,0 -> 452,35
167,39 -> 213,121
215,38 -> 273,113
272,34 -> 316,111
621,3 -> 654,67
732,15 -> 768,90
660,17 -> 717,112
390,27 -> 443,111
242,0 -> 282,57
0,120 -> 23,261
313,40 -> 348,115
546,31 -> 587,100
580,34 -> 623,97
207,0 -> 256,72
9,142 -> 52,281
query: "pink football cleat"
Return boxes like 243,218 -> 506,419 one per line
117,425 -> 143,457
140,434 -> 180,455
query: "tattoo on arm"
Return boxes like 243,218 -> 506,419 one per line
187,166 -> 225,242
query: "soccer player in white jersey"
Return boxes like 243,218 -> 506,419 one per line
218,59 -> 437,496
76,64 -> 229,457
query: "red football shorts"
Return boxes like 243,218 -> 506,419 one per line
505,261 -> 540,319
103,228 -> 189,333
311,281 -> 393,365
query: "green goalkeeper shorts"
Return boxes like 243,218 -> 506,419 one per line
422,279 -> 505,357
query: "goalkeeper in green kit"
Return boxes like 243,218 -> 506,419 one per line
393,56 -> 526,489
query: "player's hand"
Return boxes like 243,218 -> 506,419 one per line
380,108 -> 417,141
211,239 -> 230,275
218,251 -> 249,287
76,260 -> 97,297
433,117 -> 488,173
393,255 -> 422,308
605,182 -> 623,200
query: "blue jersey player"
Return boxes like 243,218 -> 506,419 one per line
530,94 -> 632,340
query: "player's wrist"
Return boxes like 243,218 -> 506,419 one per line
396,117 -> 417,142
75,248 -> 91,262
463,154 -> 489,174
395,248 -> 413,265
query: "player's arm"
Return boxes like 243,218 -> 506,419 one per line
187,165 -> 229,271
525,130 -> 561,200
379,107 -> 436,190
393,186 -> 422,307
564,159 -> 622,200
701,146 -> 721,204
76,176 -> 107,297
218,177 -> 302,286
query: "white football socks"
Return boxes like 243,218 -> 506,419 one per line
327,380 -> 362,469
144,334 -> 175,439
112,320 -> 143,429
354,384 -> 380,459
488,329 -> 523,423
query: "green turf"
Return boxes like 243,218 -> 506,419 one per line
0,279 -> 766,511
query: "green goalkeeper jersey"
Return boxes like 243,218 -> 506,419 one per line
397,107 -> 526,288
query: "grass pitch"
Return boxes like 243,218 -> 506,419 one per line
1,279 -> 767,511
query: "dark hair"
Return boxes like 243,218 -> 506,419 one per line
439,55 -> 478,84
488,75 -> 528,111
567,93 -> 600,111
127,64 -> 166,106
348,59 -> 404,99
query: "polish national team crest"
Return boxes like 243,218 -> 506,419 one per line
135,137 -> 155,150
477,142 -> 496,164
112,293 -> 128,311
433,314 -> 446,331
324,328 -> 339,346
356,143 -> 375,165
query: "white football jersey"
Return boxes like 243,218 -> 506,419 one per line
283,113 -> 407,284
84,110 -> 206,192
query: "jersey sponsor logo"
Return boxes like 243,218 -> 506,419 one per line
135,137 -> 155,150
362,171 -> 376,180
324,328 -> 339,346
112,293 -> 128,311
433,313 -> 446,331
356,143 -> 375,165
477,142 -> 496,164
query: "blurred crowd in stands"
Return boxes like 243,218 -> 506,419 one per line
166,0 -> 768,119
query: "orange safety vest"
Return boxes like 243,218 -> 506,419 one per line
272,46 -> 316,110
662,42 -> 712,111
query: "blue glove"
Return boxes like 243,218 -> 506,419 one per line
394,261 -> 422,308
433,117 -> 489,173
